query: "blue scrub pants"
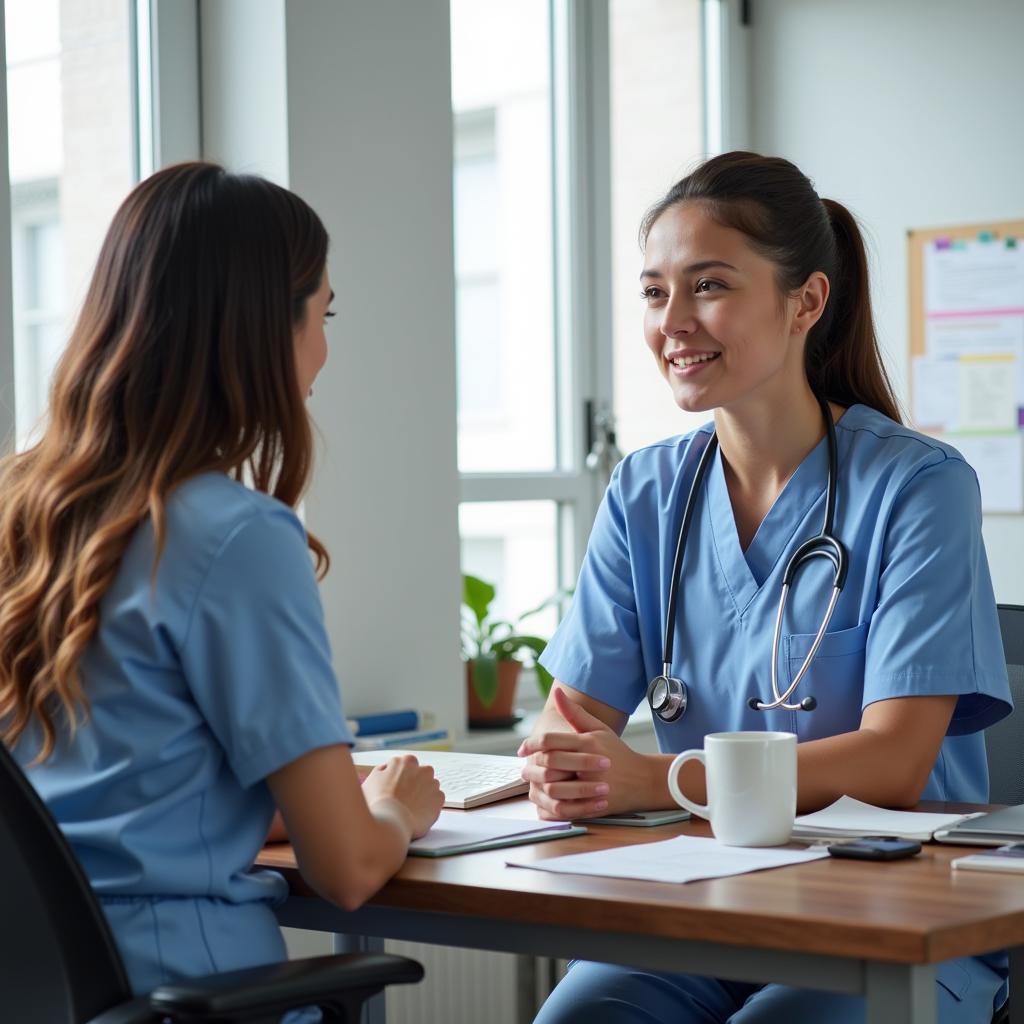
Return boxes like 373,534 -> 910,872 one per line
534,958 -> 1006,1023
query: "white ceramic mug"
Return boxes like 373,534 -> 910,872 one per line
668,731 -> 797,847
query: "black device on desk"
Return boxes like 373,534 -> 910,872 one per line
827,837 -> 922,861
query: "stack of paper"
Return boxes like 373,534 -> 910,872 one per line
409,810 -> 584,857
791,796 -> 967,842
506,834 -> 828,883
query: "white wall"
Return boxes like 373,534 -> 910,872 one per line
746,0 -> 1024,602
200,1 -> 463,732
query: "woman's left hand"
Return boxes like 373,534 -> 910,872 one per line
518,687 -> 658,820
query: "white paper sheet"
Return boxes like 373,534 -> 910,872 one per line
506,834 -> 828,884
958,353 -> 1018,432
951,433 -> 1024,513
925,241 -> 1024,316
791,796 -> 966,842
913,354 -> 959,431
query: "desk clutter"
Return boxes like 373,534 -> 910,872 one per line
346,709 -> 453,751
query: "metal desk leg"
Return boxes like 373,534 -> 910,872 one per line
1008,945 -> 1023,1023
865,962 -> 936,1024
332,933 -> 386,1024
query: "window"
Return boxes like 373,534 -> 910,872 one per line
451,1 -> 710,711
609,0 -> 707,455
5,0 -> 138,446
451,0 -> 556,474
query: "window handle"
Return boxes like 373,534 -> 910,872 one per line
585,403 -> 623,481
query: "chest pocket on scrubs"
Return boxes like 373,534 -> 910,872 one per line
784,621 -> 869,740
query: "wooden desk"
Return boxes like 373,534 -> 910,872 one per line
259,808 -> 1024,1024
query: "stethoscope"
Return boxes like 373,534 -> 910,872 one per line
646,396 -> 848,722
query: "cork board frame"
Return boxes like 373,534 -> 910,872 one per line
907,218 -> 1024,367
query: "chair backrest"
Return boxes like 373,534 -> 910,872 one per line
985,604 -> 1024,805
0,740 -> 133,1022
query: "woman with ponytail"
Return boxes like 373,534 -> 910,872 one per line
521,152 -> 1010,1022
0,163 -> 443,998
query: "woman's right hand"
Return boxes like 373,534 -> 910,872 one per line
362,754 -> 445,838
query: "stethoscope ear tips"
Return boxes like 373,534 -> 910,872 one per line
747,697 -> 762,711
800,696 -> 818,711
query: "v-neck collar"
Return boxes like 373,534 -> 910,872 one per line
706,424 -> 833,610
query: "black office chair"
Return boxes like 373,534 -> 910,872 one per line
0,740 -> 422,1023
985,604 -> 1024,1024
986,604 -> 1024,806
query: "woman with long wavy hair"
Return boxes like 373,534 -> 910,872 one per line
0,162 -> 442,995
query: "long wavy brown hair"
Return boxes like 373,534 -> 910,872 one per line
0,162 -> 329,760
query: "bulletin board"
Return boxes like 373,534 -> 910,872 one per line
908,219 -> 1024,513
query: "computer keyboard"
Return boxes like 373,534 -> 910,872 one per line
351,749 -> 529,808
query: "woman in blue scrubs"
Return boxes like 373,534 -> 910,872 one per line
520,151 -> 1012,1022
0,163 -> 443,1000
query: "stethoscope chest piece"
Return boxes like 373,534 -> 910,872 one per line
646,671 -> 687,722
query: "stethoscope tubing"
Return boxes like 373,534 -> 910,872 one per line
651,395 -> 848,721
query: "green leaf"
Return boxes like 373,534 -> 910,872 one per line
518,586 -> 574,623
470,654 -> 499,707
463,574 -> 495,628
534,662 -> 554,698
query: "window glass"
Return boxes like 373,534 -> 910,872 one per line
5,0 -> 135,445
609,0 -> 706,454
450,0 -> 556,472
459,500 -> 560,645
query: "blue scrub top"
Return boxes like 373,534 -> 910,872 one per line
15,472 -> 354,994
541,404 -> 1011,803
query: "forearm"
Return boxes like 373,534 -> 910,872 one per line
795,727 -> 932,812
306,802 -> 411,912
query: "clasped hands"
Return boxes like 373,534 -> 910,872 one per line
517,687 -> 655,821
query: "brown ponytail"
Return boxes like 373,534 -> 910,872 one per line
641,152 -> 902,423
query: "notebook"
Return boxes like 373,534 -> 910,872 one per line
791,795 -> 968,842
351,749 -> 528,809
409,810 -> 585,857
933,804 -> 1024,846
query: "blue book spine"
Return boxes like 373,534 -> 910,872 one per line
347,709 -> 429,737
354,728 -> 450,750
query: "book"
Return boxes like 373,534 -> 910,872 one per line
791,795 -> 967,842
934,804 -> 1024,846
347,709 -> 435,737
409,810 -> 586,858
353,727 -> 451,751
352,750 -> 528,808
951,844 -> 1024,873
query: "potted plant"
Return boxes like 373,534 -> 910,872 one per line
461,573 -> 558,727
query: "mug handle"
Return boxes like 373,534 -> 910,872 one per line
667,749 -> 709,819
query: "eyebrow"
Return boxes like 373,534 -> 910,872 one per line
640,260 -> 738,279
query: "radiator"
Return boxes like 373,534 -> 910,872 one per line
282,928 -> 552,1023
384,941 -> 531,1024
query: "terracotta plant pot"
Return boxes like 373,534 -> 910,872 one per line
466,660 -> 521,726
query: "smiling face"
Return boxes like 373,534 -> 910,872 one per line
641,201 -> 818,416
293,270 -> 334,398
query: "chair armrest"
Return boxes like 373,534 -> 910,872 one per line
86,995 -> 165,1024
149,952 -> 423,1021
